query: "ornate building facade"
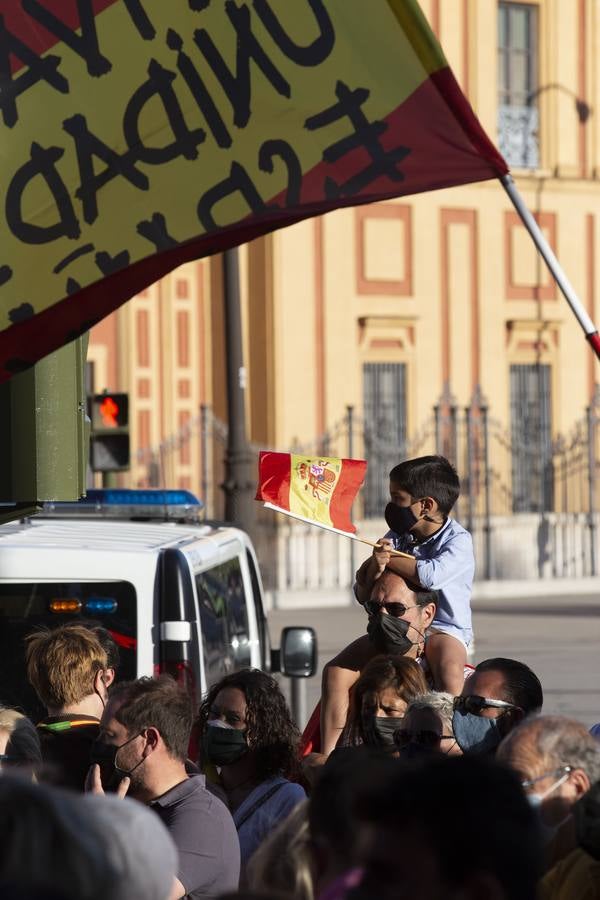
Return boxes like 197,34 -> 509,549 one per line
89,0 -> 600,583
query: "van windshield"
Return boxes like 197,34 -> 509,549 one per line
0,582 -> 137,721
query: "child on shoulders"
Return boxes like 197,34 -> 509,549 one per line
355,455 -> 474,694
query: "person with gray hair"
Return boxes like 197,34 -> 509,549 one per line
497,715 -> 600,871
0,777 -> 178,900
394,691 -> 462,756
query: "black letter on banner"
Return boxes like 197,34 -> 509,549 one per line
63,113 -> 149,225
197,161 -> 265,230
22,0 -> 111,76
253,0 -> 334,66
258,139 -> 301,207
124,59 -> 206,165
194,1 -> 290,129
305,81 -> 411,198
167,29 -> 231,149
0,15 -> 68,128
137,212 -> 179,250
123,0 -> 156,40
8,303 -> 34,324
6,142 -> 81,244
95,249 -> 131,275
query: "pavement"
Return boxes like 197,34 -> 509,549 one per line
268,591 -> 600,730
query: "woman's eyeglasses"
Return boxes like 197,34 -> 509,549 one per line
394,729 -> 456,749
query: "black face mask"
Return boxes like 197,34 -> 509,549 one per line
367,612 -> 417,655
201,723 -> 248,768
90,733 -> 142,790
362,714 -> 404,749
384,502 -> 419,536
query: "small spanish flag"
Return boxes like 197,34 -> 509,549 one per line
256,452 -> 367,535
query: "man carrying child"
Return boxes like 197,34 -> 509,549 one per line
356,455 -> 474,694
318,455 -> 474,757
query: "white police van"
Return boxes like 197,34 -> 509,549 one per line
0,490 -> 315,720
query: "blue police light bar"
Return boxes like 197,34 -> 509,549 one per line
39,489 -> 204,522
85,597 -> 118,614
86,489 -> 202,508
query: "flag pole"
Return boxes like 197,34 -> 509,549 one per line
500,173 -> 600,361
262,502 -> 414,559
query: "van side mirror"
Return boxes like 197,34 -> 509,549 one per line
274,626 -> 317,678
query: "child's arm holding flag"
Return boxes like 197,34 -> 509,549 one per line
355,538 -> 418,604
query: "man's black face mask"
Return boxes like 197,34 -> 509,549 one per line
367,611 -> 417,655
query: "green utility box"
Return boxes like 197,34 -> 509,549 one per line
0,335 -> 90,503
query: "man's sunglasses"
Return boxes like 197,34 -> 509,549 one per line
453,695 -> 521,715
364,600 -> 419,618
394,729 -> 456,749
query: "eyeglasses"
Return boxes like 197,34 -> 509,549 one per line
453,695 -> 521,716
521,765 -> 573,790
394,729 -> 456,749
365,600 -> 419,618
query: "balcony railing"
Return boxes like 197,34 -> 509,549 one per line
498,104 -> 539,169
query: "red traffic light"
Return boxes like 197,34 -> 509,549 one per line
99,396 -> 119,427
90,393 -> 129,430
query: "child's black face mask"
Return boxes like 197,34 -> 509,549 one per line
384,501 -> 419,535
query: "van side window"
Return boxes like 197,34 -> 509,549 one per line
195,558 -> 251,687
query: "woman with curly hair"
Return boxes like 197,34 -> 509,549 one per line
197,669 -> 306,867
339,654 -> 427,751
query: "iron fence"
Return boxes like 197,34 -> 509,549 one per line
134,385 -> 600,588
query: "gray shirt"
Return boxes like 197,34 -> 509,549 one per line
152,775 -> 240,899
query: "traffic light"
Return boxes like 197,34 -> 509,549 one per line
89,392 -> 130,472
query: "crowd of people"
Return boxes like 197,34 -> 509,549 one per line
0,455 -> 598,899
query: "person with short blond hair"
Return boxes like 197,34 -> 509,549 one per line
26,624 -> 108,711
0,706 -> 42,774
25,623 -> 112,791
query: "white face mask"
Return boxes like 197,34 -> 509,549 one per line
527,770 -> 571,843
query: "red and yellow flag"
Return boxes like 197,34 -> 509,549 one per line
0,0 -> 508,381
256,451 -> 367,534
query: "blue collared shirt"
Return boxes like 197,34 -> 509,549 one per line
385,517 -> 474,644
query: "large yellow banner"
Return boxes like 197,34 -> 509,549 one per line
0,0 -> 507,380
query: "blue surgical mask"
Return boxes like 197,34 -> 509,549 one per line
527,771 -> 572,844
452,708 -> 503,755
